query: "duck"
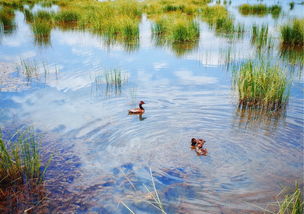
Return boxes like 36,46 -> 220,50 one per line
128,101 -> 145,114
196,147 -> 208,156
191,138 -> 206,148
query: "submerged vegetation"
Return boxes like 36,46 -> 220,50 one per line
233,61 -> 290,110
239,4 -> 281,18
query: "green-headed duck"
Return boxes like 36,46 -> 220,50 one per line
128,101 -> 145,114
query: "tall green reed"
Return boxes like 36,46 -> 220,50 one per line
233,61 -> 290,110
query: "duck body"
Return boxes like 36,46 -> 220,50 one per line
128,101 -> 145,114
196,147 -> 208,156
191,138 -> 206,148
191,138 -> 208,156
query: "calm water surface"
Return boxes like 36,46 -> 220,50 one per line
0,0 -> 303,213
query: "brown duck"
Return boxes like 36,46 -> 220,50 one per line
128,101 -> 145,114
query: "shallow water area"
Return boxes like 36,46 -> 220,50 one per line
0,0 -> 303,213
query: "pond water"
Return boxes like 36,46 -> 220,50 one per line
0,0 -> 303,213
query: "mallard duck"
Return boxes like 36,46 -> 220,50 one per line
128,101 -> 145,114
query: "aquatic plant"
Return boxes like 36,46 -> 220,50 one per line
20,58 -> 39,82
277,184 -> 303,214
0,128 -> 50,187
251,24 -> 269,49
31,20 -> 51,46
171,20 -> 199,42
280,47 -> 304,67
233,61 -> 290,110
256,184 -> 304,214
289,2 -> 295,10
35,10 -> 54,21
94,69 -> 128,96
239,4 -> 281,18
239,4 -> 267,16
0,7 -> 16,34
121,168 -> 167,214
0,128 -> 51,213
55,10 -> 80,23
152,16 -> 199,43
280,19 -> 304,48
23,8 -> 34,23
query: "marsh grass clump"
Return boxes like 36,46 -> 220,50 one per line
95,69 -> 128,96
35,10 -> 53,21
239,4 -> 267,16
281,19 -> 304,48
277,184 -> 303,214
152,16 -> 199,43
31,20 -> 51,45
55,10 -> 80,23
0,128 -> 51,213
0,7 -> 16,34
289,2 -> 295,10
23,8 -> 34,23
233,61 -> 290,110
0,129 -> 50,188
151,15 -> 200,55
171,20 -> 199,42
201,5 -> 244,38
239,4 -> 281,17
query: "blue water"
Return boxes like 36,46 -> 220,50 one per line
0,0 -> 303,213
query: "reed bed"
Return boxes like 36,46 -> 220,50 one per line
239,4 -> 281,18
281,19 -> 304,48
233,61 -> 290,110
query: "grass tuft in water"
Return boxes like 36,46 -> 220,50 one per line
281,19 -> 304,48
0,128 -> 51,213
233,61 -> 290,110
289,2 -> 295,10
152,16 -> 199,43
0,7 -> 16,34
239,4 -> 281,18
0,128 -> 51,188
201,5 -> 244,38
251,24 -> 269,50
277,184 -> 303,214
